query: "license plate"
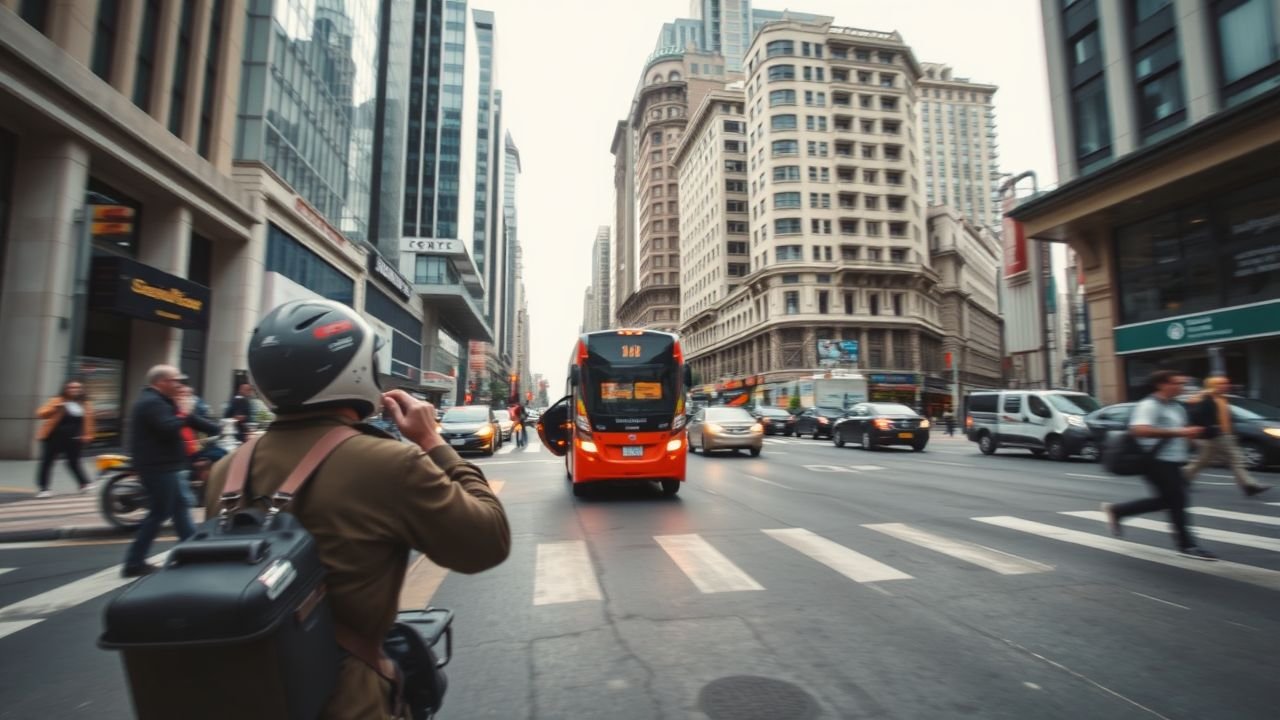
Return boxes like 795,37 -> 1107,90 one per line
897,432 -> 913,439
622,446 -> 643,457
450,439 -> 467,447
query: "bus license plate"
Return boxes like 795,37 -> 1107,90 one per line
622,446 -> 643,457
897,432 -> 913,439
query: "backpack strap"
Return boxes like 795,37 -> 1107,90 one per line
219,434 -> 263,511
269,426 -> 362,507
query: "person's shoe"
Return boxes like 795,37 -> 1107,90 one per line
1101,503 -> 1121,537
1178,546 -> 1219,561
121,563 -> 159,578
1244,484 -> 1272,497
35,490 -> 52,499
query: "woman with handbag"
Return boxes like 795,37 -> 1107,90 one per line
34,379 -> 96,498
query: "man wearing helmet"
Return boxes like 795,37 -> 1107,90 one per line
202,299 -> 511,719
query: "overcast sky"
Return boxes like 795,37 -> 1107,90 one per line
480,0 -> 1058,391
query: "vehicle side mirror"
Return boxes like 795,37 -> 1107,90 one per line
535,395 -> 572,457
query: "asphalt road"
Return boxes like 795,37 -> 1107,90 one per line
0,434 -> 1277,719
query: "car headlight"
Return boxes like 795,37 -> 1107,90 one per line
1066,415 -> 1086,427
919,419 -> 931,429
704,423 -> 723,435
1265,428 -> 1280,438
475,425 -> 493,438
751,423 -> 764,434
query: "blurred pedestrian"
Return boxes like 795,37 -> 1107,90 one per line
1103,369 -> 1217,561
944,412 -> 957,437
121,366 -> 221,578
515,403 -> 529,448
223,382 -> 254,443
34,379 -> 95,497
1183,375 -> 1270,497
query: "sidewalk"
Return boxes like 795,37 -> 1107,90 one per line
0,457 -> 194,543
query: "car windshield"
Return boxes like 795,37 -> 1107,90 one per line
706,407 -> 756,422
1228,397 -> 1280,420
1046,394 -> 1101,415
755,407 -> 791,417
442,407 -> 491,423
816,407 -> 844,417
870,403 -> 917,416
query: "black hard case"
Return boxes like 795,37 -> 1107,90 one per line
100,511 -> 341,720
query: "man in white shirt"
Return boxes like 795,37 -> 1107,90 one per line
1103,369 -> 1217,561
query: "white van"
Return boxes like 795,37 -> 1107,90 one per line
964,390 -> 1101,461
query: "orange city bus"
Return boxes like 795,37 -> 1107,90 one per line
536,329 -> 692,496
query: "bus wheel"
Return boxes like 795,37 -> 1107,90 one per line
661,480 -> 680,497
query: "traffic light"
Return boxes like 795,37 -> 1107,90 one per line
91,204 -> 135,237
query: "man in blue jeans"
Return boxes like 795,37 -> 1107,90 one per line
122,365 -> 222,578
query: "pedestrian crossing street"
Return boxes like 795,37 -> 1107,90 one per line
396,502 -> 1280,609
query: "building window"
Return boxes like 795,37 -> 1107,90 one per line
1072,77 -> 1111,166
818,290 -> 830,314
776,245 -> 803,261
768,64 -> 796,81
168,0 -> 196,134
805,115 -> 828,131
770,89 -> 797,106
1065,4 -> 1112,169
133,0 -> 163,110
775,218 -> 803,235
772,165 -> 801,182
1213,0 -> 1280,105
774,191 -> 802,209
771,114 -> 798,131
784,291 -> 800,315
767,40 -> 795,57
893,293 -> 904,316
19,0 -> 51,34
92,0 -> 121,80
651,131 -> 663,145
844,291 -> 855,314
772,139 -> 800,156
197,0 -> 225,157
266,224 -> 355,305
869,294 -> 880,316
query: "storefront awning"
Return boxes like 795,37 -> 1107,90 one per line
416,284 -> 493,342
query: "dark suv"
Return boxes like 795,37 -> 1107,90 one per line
792,406 -> 845,439
1083,395 -> 1280,470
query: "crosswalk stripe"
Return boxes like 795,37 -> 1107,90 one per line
0,568 -> 14,577
763,528 -> 911,583
1062,511 -> 1280,553
974,516 -> 1280,592
864,523 -> 1051,575
1187,507 -> 1280,527
0,551 -> 170,641
655,534 -> 764,593
533,540 -> 604,605
397,480 -> 504,610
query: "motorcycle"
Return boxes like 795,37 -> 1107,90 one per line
97,434 -> 234,529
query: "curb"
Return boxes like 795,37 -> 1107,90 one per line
0,525 -> 180,544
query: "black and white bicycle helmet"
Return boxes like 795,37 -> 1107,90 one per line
247,299 -> 383,418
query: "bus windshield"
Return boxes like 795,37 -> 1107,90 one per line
582,333 -> 679,422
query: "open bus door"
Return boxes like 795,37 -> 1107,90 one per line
535,395 -> 572,457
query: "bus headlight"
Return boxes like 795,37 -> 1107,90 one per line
666,437 -> 683,451
580,439 -> 598,453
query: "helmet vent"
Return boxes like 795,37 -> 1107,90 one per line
294,311 -> 328,331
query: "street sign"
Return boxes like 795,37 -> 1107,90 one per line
91,204 -> 135,236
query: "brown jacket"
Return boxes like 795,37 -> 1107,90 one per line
36,397 -> 95,442
203,414 -> 510,719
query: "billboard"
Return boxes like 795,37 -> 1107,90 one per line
816,339 -> 859,364
1002,194 -> 1029,277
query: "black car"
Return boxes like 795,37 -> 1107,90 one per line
833,402 -> 930,451
792,406 -> 845,439
1083,395 -> 1280,470
750,406 -> 793,436
438,405 -> 502,456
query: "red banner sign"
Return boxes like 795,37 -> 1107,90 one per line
1002,195 -> 1028,278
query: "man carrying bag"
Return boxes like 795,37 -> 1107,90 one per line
1102,370 -> 1217,561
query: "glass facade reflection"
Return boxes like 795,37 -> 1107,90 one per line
472,9 -> 494,274
237,0 -> 383,243
265,223 -> 355,305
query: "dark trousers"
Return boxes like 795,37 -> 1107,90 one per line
1112,460 -> 1195,550
36,434 -> 89,491
124,470 -> 196,569
516,423 -> 527,447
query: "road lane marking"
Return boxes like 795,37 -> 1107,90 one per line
533,540 -> 604,605
655,534 -> 763,593
1062,511 -> 1280,553
1065,473 -> 1110,480
0,551 -> 169,640
398,480 -> 504,610
803,464 -> 855,473
918,460 -> 971,468
973,516 -> 1280,591
864,523 -> 1051,575
0,568 -> 13,577
1187,507 -> 1280,527
744,474 -> 794,490
763,528 -> 911,583
1130,591 -> 1189,610
496,443 -> 515,455
848,465 -> 885,471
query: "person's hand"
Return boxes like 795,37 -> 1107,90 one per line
382,390 -> 443,451
1183,426 -> 1205,439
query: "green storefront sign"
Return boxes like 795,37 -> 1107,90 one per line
1114,299 -> 1280,355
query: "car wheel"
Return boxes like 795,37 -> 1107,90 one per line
661,480 -> 680,497
1241,443 -> 1266,471
750,446 -> 761,457
1030,449 -> 1046,458
978,433 -> 997,455
912,442 -> 927,452
689,436 -> 699,454
1046,437 -> 1068,462
483,443 -> 495,457
834,432 -> 846,448
865,435 -> 878,451
1080,441 -> 1101,463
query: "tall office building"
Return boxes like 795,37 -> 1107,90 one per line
590,226 -> 612,330
611,119 -> 637,322
581,286 -> 596,334
918,63 -> 1001,229
678,19 -> 957,414
1010,0 -> 1280,405
503,131 -> 521,360
926,206 -> 1003,400
661,2 -> 827,73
